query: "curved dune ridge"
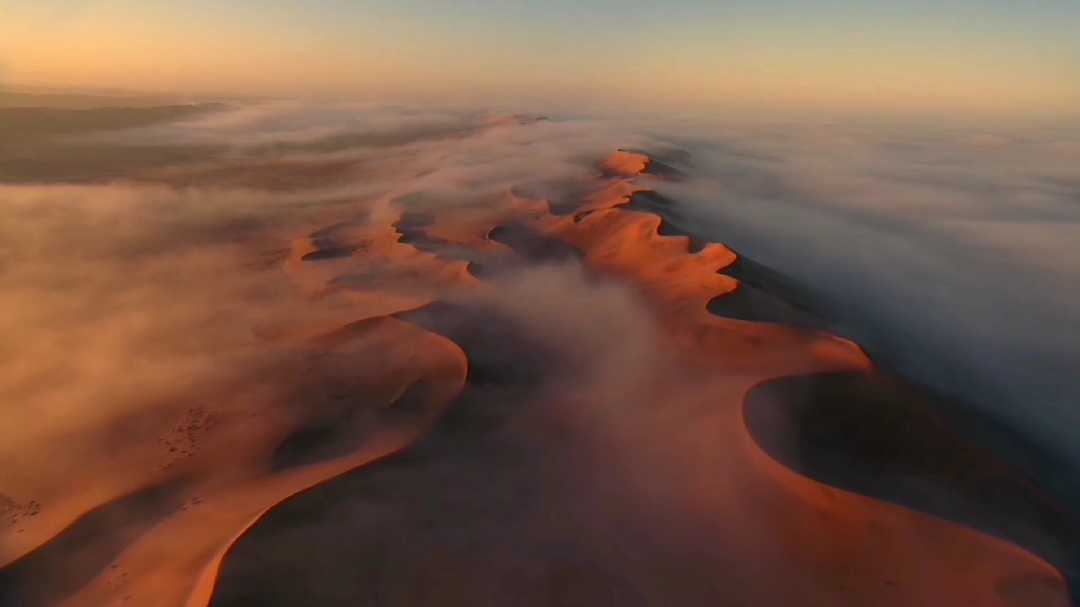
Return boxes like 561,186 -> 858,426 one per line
0,141 -> 1072,607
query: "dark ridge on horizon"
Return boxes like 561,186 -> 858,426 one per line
0,91 -> 195,110
0,143 -> 225,184
254,123 -> 484,156
0,103 -> 230,183
0,104 -> 227,141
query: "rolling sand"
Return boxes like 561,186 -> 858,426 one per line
0,144 -> 1072,607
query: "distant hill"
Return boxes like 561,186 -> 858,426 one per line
0,91 -> 191,110
0,104 -> 227,141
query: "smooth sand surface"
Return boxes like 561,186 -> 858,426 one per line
0,142 -> 1071,607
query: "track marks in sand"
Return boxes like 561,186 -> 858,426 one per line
0,495 -> 42,533
154,408 -> 222,472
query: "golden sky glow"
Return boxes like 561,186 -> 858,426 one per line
2,0 -> 1078,117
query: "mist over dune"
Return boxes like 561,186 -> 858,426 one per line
0,99 -> 1078,607
0,103 -> 627,472
642,121 -> 1080,495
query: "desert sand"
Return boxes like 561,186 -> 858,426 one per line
0,112 -> 1073,607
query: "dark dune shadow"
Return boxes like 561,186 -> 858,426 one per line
510,180 -> 593,216
300,240 -> 357,261
301,239 -> 357,261
571,210 -> 594,224
625,191 -> 835,320
706,283 -> 821,329
271,381 -> 433,473
488,224 -> 581,264
715,255 -> 832,321
396,302 -> 563,389
272,418 -> 369,471
622,191 -> 705,253
271,315 -> 451,472
392,211 -> 457,253
391,221 -> 586,282
623,147 -> 692,167
390,212 -> 502,279
465,261 -> 493,280
392,211 -> 436,237
602,149 -> 686,181
624,190 -> 680,213
0,482 -> 185,607
634,158 -> 686,181
300,217 -> 372,262
656,220 -> 705,253
743,371 -> 1080,599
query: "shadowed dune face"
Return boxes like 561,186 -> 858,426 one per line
0,101 -> 1075,607
0,482 -> 185,607
744,372 -> 1080,586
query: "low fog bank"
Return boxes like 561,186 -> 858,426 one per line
649,119 -> 1080,502
0,103 -> 633,483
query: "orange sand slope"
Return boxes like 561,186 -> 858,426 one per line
0,148 -> 1071,607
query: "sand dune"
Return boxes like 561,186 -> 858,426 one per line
2,316 -> 466,607
0,119 -> 1072,607
198,150 -> 1066,607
